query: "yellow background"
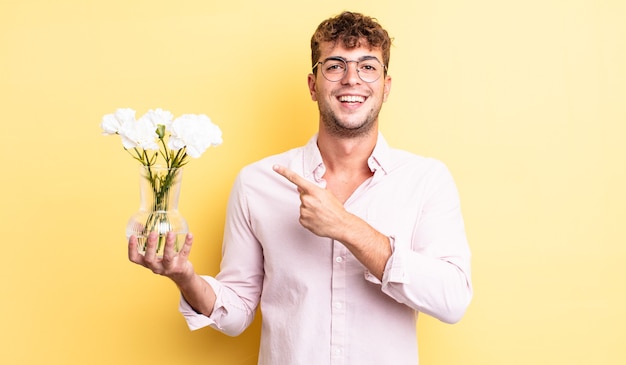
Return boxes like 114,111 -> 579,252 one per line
1,0 -> 624,364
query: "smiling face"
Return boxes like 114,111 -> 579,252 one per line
308,41 -> 392,139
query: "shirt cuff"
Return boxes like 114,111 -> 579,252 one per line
384,233 -> 411,284
178,275 -> 224,331
364,235 -> 409,285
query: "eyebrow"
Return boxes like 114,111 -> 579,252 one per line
323,55 -> 382,63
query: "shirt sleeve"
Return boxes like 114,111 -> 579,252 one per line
367,162 -> 473,324
178,172 -> 263,336
179,275 -> 256,335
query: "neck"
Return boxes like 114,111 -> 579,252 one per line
316,128 -> 377,203
317,128 -> 377,173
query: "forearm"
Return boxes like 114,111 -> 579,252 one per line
337,213 -> 392,281
173,273 -> 217,317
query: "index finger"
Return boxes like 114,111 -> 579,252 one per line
273,164 -> 316,192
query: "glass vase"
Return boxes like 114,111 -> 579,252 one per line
126,165 -> 189,256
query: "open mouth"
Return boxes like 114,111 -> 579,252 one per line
338,95 -> 366,103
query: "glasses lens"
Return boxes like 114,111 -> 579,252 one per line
320,59 -> 347,82
357,60 -> 383,83
319,58 -> 384,83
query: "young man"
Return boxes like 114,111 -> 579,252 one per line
130,11 -> 472,365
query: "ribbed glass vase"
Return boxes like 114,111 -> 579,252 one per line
126,165 -> 188,256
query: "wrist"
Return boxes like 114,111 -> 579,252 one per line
169,266 -> 197,289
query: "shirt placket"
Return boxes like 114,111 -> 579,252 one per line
330,239 -> 347,365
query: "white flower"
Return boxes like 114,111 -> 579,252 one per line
101,108 -> 136,135
118,115 -> 160,151
168,114 -> 223,158
102,107 -> 221,169
142,108 -> 174,130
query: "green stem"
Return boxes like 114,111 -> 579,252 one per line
158,137 -> 171,168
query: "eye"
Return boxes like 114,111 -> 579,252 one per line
324,60 -> 346,73
359,62 -> 378,73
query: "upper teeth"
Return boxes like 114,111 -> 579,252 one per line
339,95 -> 365,103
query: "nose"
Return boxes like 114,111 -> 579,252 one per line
341,60 -> 361,85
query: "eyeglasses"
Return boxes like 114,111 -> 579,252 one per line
312,56 -> 387,83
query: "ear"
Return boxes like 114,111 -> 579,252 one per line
308,73 -> 318,101
382,75 -> 392,102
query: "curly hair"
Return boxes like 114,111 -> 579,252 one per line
311,11 -> 393,71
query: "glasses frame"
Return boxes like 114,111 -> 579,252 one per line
312,56 -> 388,83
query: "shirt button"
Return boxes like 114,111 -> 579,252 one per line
334,302 -> 343,309
335,256 -> 343,263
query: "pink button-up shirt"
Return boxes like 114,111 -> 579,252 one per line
180,134 -> 472,365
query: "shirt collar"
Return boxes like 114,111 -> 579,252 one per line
302,133 -> 392,182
